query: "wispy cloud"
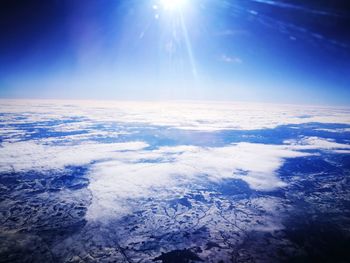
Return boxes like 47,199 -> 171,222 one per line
219,54 -> 243,64
250,0 -> 340,17
216,29 -> 250,37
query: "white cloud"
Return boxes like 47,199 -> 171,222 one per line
220,54 -> 242,64
0,141 -> 148,173
86,142 -> 315,221
284,136 -> 350,151
1,100 -> 349,131
315,128 -> 350,133
0,136 -> 318,221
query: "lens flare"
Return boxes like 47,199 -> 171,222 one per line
160,0 -> 187,10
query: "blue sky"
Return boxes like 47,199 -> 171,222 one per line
1,0 -> 350,105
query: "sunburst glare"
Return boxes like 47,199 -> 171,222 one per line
159,0 -> 188,11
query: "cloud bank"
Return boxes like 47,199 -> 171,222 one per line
1,100 -> 350,222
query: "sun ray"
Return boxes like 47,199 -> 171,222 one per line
180,12 -> 198,80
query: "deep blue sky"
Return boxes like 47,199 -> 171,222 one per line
1,0 -> 350,105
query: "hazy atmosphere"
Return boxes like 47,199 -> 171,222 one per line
1,0 -> 350,104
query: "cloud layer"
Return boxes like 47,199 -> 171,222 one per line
1,100 -> 350,131
1,100 -> 350,222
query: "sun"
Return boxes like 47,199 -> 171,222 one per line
160,0 -> 187,11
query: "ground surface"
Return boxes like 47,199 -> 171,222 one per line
0,100 -> 350,262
